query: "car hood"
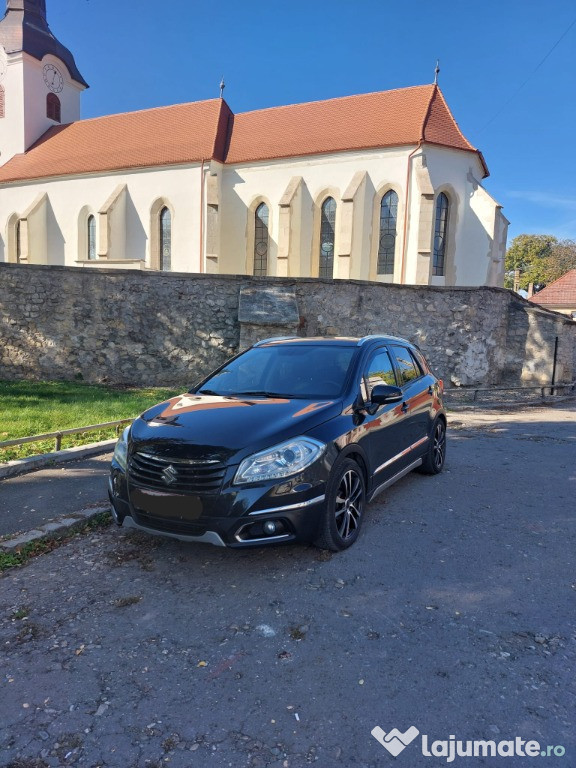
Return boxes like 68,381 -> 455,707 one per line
129,392 -> 342,465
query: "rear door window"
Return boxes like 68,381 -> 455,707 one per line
390,346 -> 423,386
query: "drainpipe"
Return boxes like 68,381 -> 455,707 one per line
399,140 -> 422,285
199,158 -> 205,273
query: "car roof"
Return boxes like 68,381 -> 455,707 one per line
254,334 -> 415,348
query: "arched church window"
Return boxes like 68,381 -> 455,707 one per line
253,202 -> 269,276
47,93 -> 61,123
16,220 -> 22,263
433,192 -> 449,276
377,190 -> 399,275
0,85 -> 5,119
159,206 -> 171,271
87,215 -> 96,260
319,197 -> 336,278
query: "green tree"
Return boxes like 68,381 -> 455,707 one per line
541,239 -> 576,284
504,234 -> 557,290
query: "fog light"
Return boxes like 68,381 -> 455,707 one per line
263,521 -> 278,535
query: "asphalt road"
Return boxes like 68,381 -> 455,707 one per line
0,405 -> 575,767
0,453 -> 112,538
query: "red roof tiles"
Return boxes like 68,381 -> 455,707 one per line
227,84 -> 479,165
529,269 -> 576,308
0,85 -> 486,183
0,100 -> 230,182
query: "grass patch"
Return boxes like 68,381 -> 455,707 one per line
0,380 -> 181,462
0,511 -> 112,572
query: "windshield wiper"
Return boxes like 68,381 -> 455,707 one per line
233,390 -> 294,399
196,389 -> 221,396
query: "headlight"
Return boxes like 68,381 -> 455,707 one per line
234,437 -> 325,485
112,426 -> 130,471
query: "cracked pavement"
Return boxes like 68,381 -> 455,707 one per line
0,403 -> 575,767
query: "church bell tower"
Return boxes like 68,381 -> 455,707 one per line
0,0 -> 88,165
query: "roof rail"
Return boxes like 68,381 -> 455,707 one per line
253,336 -> 299,346
358,334 -> 412,346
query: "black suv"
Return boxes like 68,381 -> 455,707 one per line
109,335 -> 446,551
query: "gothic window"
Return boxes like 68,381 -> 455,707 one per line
16,219 -> 22,263
433,192 -> 449,276
253,202 -> 269,276
47,93 -> 61,123
319,197 -> 336,278
377,190 -> 399,275
0,85 -> 5,119
87,215 -> 96,260
159,206 -> 171,271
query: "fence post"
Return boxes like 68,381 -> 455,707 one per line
55,432 -> 62,451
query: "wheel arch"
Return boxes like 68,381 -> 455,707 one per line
336,444 -> 370,489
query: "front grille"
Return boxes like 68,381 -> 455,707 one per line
128,452 -> 226,495
132,510 -> 208,537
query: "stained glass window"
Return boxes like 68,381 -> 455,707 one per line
377,190 -> 398,275
433,193 -> 449,276
87,215 -> 96,260
253,203 -> 269,276
159,207 -> 171,271
319,197 -> 336,278
16,220 -> 22,262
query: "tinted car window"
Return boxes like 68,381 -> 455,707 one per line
364,349 -> 397,397
412,347 -> 429,374
197,344 -> 357,399
391,346 -> 422,385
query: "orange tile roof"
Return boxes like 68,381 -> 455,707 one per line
227,84 -> 482,167
0,99 -> 231,182
0,84 -> 487,183
529,269 -> 576,308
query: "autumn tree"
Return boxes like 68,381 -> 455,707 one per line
541,239 -> 576,284
504,234 -> 557,290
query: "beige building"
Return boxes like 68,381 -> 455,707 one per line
0,0 -> 508,286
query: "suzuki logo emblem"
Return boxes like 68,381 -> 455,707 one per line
161,465 -> 178,485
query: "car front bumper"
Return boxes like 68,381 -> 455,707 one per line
108,459 -> 330,548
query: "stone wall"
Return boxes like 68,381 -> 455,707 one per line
1,263 -> 575,388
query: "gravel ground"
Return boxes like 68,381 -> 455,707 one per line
1,406 -> 575,768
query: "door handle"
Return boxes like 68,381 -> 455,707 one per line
401,401 -> 409,413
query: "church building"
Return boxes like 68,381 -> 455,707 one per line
0,0 -> 508,286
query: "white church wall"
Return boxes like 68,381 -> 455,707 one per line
419,146 -> 501,287
220,147 -> 411,279
0,51 -> 26,160
22,54 -> 82,154
0,52 -> 83,165
0,164 -> 205,271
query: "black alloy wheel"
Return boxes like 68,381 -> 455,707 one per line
315,458 -> 366,551
419,418 -> 446,475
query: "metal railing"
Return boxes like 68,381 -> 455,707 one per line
444,380 -> 576,403
1,381 -> 575,454
0,419 -> 132,454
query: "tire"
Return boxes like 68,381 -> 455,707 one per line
418,418 -> 446,475
315,458 -> 366,551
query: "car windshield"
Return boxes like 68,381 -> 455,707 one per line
196,344 -> 357,399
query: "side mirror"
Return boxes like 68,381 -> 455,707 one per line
370,384 -> 403,405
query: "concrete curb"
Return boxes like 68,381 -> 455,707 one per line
0,439 -> 117,481
0,505 -> 112,552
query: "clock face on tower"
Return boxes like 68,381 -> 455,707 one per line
43,63 -> 64,93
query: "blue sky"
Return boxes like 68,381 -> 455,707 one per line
48,0 -> 576,245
